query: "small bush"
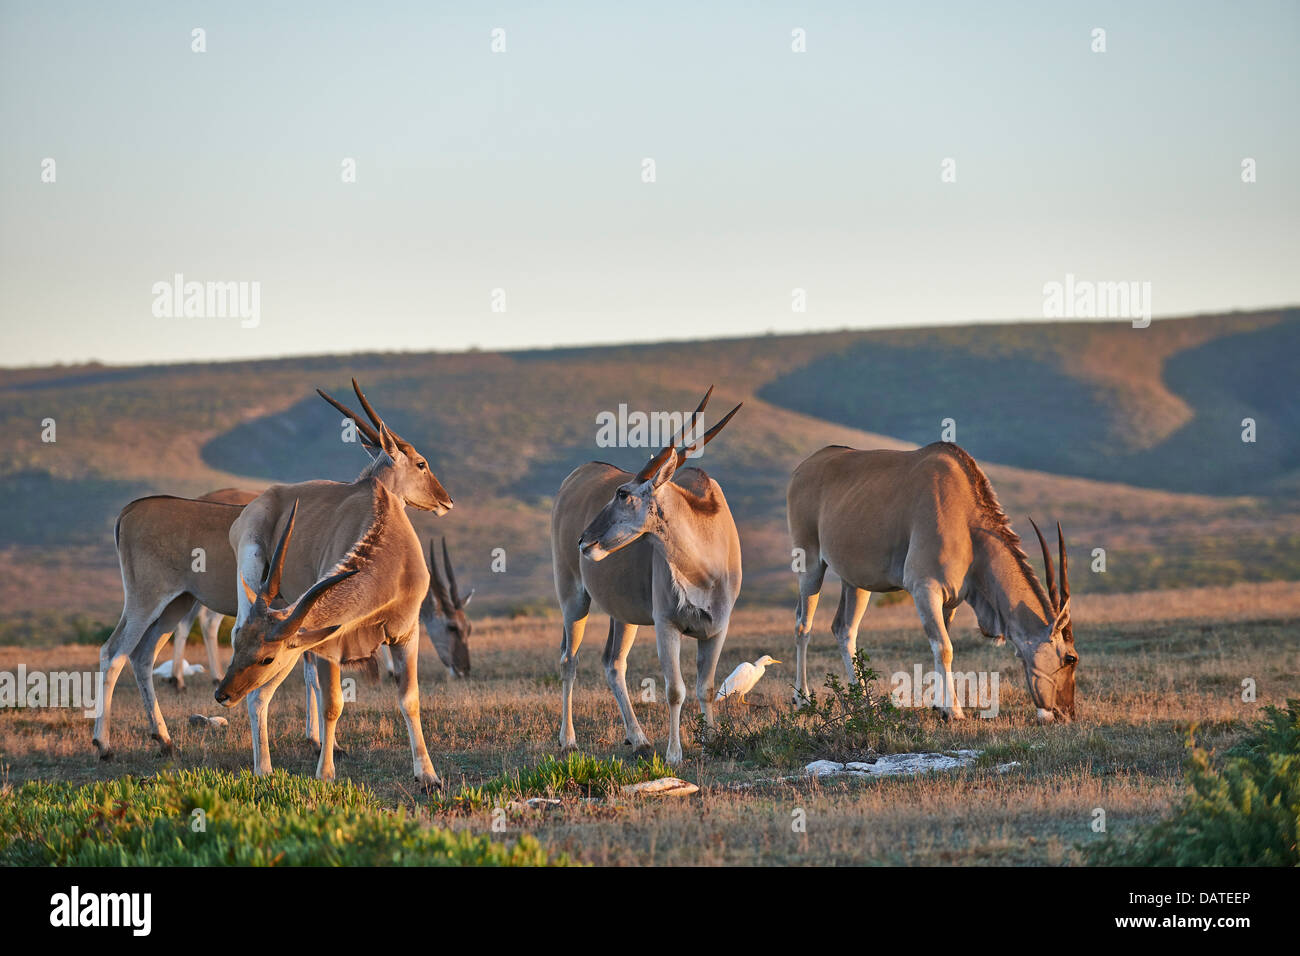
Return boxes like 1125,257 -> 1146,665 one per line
0,768 -> 570,866
431,752 -> 674,814
696,650 -> 919,767
1086,700 -> 1300,866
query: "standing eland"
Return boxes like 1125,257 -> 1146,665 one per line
93,488 -> 257,759
787,443 -> 1077,721
221,380 -> 451,786
551,387 -> 743,765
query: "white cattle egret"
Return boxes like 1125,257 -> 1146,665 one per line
152,659 -> 205,679
715,655 -> 782,704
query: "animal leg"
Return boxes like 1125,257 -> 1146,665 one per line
654,620 -> 686,765
831,585 -> 871,684
303,652 -> 321,747
913,584 -> 965,719
377,644 -> 396,681
128,596 -> 191,753
92,614 -> 138,758
393,635 -> 440,789
601,619 -> 650,752
198,607 -> 224,682
246,654 -> 297,775
558,591 -> 591,751
313,656 -> 343,781
694,631 -> 727,729
793,556 -> 827,706
168,599 -> 200,691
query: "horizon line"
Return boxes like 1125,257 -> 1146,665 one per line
3,302 -> 1295,374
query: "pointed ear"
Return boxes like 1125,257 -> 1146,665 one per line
648,448 -> 680,488
1052,597 -> 1071,636
377,421 -> 400,458
284,623 -> 342,649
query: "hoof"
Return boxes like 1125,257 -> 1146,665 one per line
152,734 -> 174,755
93,740 -> 114,761
417,774 -> 443,793
632,744 -> 656,760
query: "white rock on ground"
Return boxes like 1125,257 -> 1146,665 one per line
620,777 -> 700,797
806,750 -> 986,778
188,714 -> 228,729
504,797 -> 563,811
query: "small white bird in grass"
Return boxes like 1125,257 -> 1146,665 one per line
715,655 -> 782,704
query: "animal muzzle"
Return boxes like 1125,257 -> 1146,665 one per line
578,535 -> 608,562
213,680 -> 245,708
1029,672 -> 1062,722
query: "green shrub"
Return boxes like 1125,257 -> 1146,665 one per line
696,650 -> 919,767
431,752 -> 674,814
1086,700 -> 1300,866
0,768 -> 570,866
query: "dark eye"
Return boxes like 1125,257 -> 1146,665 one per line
1063,653 -> 1078,666
259,657 -> 274,667
417,460 -> 427,470
617,489 -> 630,500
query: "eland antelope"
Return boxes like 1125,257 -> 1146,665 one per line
423,537 -> 475,678
787,442 -> 1077,721
93,490 -> 252,758
551,387 -> 743,765
219,380 -> 451,786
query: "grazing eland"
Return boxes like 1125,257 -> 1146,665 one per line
715,655 -> 781,704
221,380 -> 451,786
422,537 -> 475,678
787,442 -> 1077,721
551,387 -> 743,765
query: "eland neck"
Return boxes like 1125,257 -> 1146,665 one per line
968,527 -> 1055,646
648,484 -> 728,586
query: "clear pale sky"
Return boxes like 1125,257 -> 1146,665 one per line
1,1 -> 1296,367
